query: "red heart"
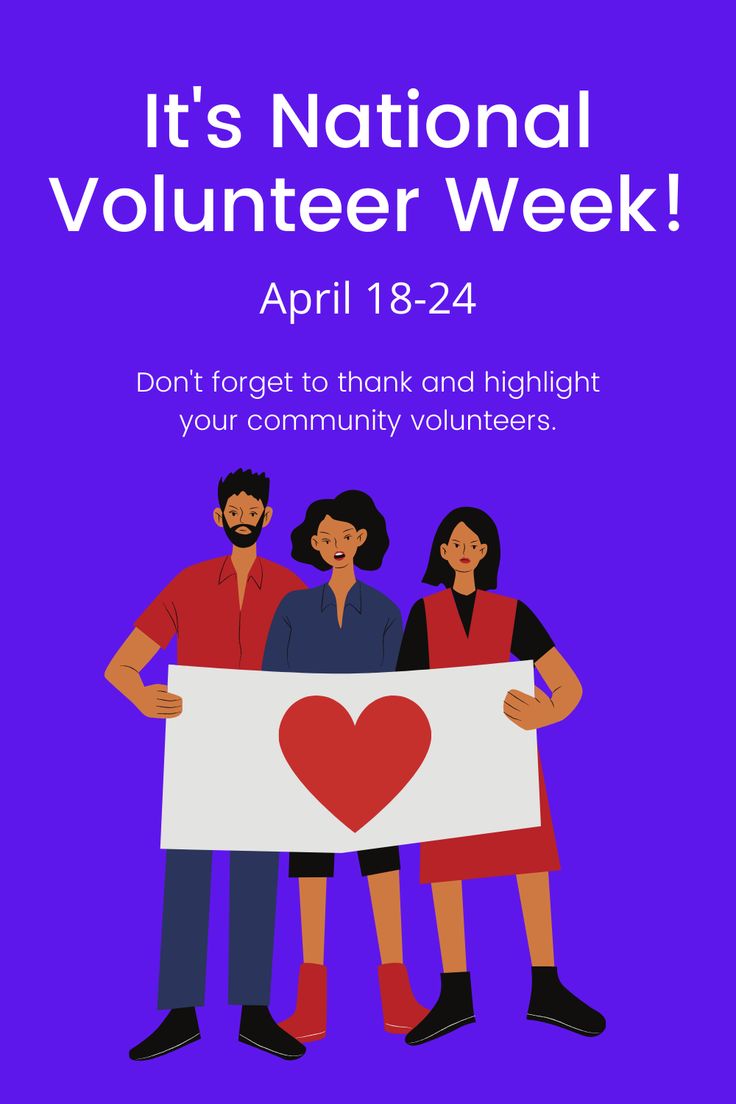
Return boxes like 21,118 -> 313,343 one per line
279,695 -> 432,832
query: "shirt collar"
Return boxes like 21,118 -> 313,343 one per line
320,580 -> 363,614
218,555 -> 264,589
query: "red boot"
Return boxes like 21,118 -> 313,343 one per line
279,963 -> 327,1042
378,963 -> 428,1034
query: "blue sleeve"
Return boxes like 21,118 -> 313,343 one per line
381,606 -> 404,671
262,596 -> 294,672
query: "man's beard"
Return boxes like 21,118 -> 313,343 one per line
222,512 -> 266,548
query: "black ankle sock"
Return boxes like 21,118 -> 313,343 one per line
531,965 -> 560,994
439,970 -> 473,1001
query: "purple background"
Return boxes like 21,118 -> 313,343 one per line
7,3 -> 731,1099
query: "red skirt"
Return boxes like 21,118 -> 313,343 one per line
420,756 -> 560,883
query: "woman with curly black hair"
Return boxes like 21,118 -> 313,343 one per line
262,490 -> 426,1044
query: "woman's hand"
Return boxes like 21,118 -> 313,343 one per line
503,686 -> 556,730
503,647 -> 583,730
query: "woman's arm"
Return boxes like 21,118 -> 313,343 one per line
382,613 -> 404,671
261,597 -> 294,672
395,599 -> 430,671
503,647 -> 582,731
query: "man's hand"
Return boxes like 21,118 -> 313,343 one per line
135,684 -> 183,719
503,686 -> 555,731
105,630 -> 184,719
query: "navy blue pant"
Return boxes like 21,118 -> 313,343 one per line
157,849 -> 279,1009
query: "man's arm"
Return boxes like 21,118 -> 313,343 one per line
503,647 -> 582,731
105,627 -> 183,718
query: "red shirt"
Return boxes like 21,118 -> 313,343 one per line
136,556 -> 305,670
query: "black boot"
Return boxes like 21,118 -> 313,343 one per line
405,971 -> 476,1046
527,966 -> 606,1036
238,1006 -> 306,1060
129,1007 -> 201,1061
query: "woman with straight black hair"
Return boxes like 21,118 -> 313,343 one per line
263,490 -> 426,1044
397,506 -> 605,1046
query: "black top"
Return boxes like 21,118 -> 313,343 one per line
396,590 -> 554,670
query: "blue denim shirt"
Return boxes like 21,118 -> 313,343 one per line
262,580 -> 402,673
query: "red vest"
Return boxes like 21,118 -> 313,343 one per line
418,587 -> 560,884
424,588 -> 518,667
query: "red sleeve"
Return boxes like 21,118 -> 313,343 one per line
269,561 -> 307,599
135,577 -> 181,649
286,569 -> 307,594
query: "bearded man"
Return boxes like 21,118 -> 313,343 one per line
105,468 -> 307,1062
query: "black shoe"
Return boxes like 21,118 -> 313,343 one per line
238,1006 -> 306,1060
129,1007 -> 201,1061
405,971 -> 476,1046
527,966 -> 606,1036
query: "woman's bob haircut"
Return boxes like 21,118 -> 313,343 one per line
422,506 -> 501,590
291,489 -> 389,571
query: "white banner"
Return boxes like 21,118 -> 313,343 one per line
161,661 -> 541,852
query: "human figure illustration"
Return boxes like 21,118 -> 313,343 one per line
105,469 -> 307,1061
262,490 -> 427,1042
397,507 -> 605,1044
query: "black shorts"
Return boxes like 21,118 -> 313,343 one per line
288,846 -> 400,879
